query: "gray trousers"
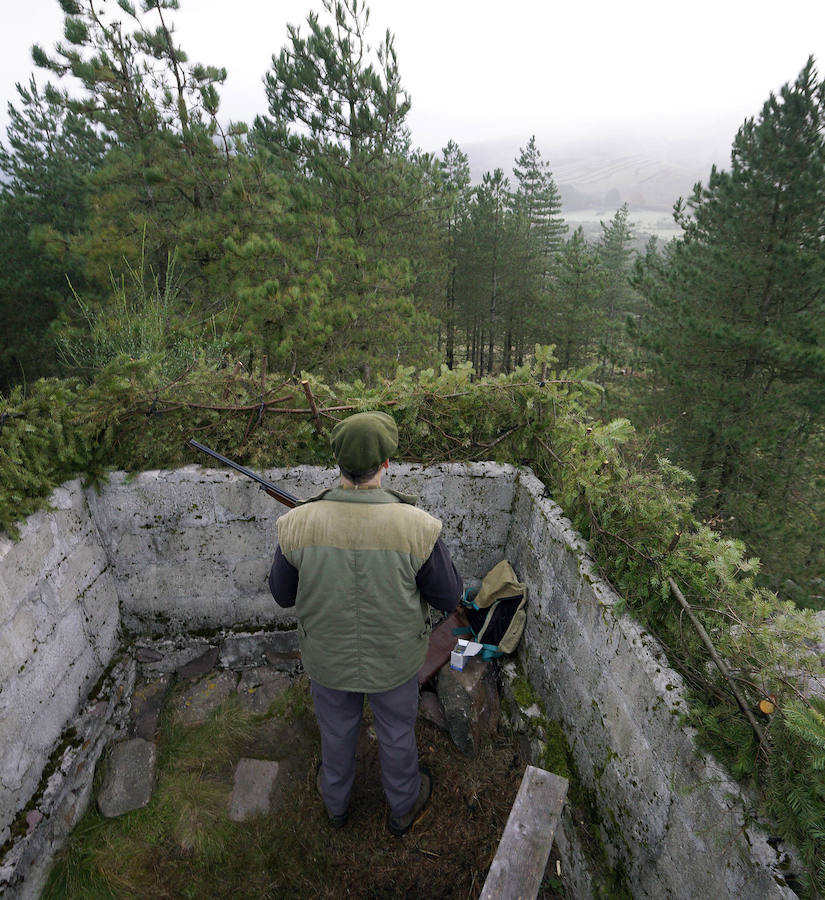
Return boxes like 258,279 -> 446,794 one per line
311,675 -> 421,819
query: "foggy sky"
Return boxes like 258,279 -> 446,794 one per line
3,0 -> 825,165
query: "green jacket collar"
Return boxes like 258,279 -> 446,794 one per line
299,486 -> 418,506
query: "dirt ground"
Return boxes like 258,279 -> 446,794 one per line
229,681 -> 566,899
45,673 -> 567,899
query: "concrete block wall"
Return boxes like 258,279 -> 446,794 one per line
505,470 -> 797,899
384,462 -> 518,579
86,462 -> 517,633
85,465 -> 335,633
0,462 -> 800,898
0,481 -> 120,854
0,460 -> 517,882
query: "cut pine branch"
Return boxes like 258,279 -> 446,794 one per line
301,379 -> 323,432
668,577 -> 770,753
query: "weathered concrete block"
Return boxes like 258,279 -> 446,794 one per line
390,463 -> 518,576
240,592 -> 293,627
49,544 -> 108,610
0,478 -> 120,855
0,604 -> 36,685
219,631 -> 300,669
201,520 -> 271,562
0,517 -> 56,605
213,479 -> 288,522
437,657 -> 500,756
134,559 -> 230,606
228,758 -> 281,822
97,738 -> 157,817
232,557 -> 271,593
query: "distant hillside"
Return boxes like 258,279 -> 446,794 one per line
551,153 -> 704,212
460,131 -> 731,214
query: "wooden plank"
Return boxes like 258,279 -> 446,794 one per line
480,765 -> 569,900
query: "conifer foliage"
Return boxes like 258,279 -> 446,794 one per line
636,58 -> 825,603
31,0 -> 234,285
0,77 -> 105,387
252,0 -> 441,379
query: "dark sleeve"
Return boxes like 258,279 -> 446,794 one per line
416,537 -> 463,612
269,544 -> 299,608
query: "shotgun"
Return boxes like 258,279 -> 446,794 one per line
188,439 -> 299,508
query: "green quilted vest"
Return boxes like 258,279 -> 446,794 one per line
276,486 -> 442,692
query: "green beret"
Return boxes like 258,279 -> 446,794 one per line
330,411 -> 398,474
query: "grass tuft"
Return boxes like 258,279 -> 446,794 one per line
264,678 -> 312,722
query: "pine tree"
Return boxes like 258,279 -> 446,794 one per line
549,228 -> 605,370
596,203 -> 636,378
253,0 -> 440,379
0,76 -> 105,389
511,136 -> 567,268
637,58 -> 825,595
466,169 -> 512,374
437,140 -> 471,369
509,136 -> 567,368
32,0 -> 235,296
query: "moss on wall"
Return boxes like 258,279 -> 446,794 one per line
501,662 -> 631,899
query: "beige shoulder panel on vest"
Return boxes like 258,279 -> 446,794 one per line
277,499 -> 441,561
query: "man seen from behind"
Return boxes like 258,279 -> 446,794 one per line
268,411 -> 462,835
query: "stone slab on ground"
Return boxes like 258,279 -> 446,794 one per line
135,639 -> 215,677
228,758 -> 281,822
437,658 -> 500,757
177,646 -> 220,679
128,675 -> 172,740
236,667 -> 291,714
97,738 -> 157,818
418,689 -> 449,731
219,631 -> 301,670
172,670 -> 239,725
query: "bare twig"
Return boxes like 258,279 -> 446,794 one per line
479,425 -> 520,448
432,379 -> 585,399
536,436 -> 563,466
668,577 -> 770,753
587,498 -> 654,563
685,604 -> 742,624
132,394 -> 295,415
274,401 -> 398,415
251,355 -> 268,429
302,379 -> 323,432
